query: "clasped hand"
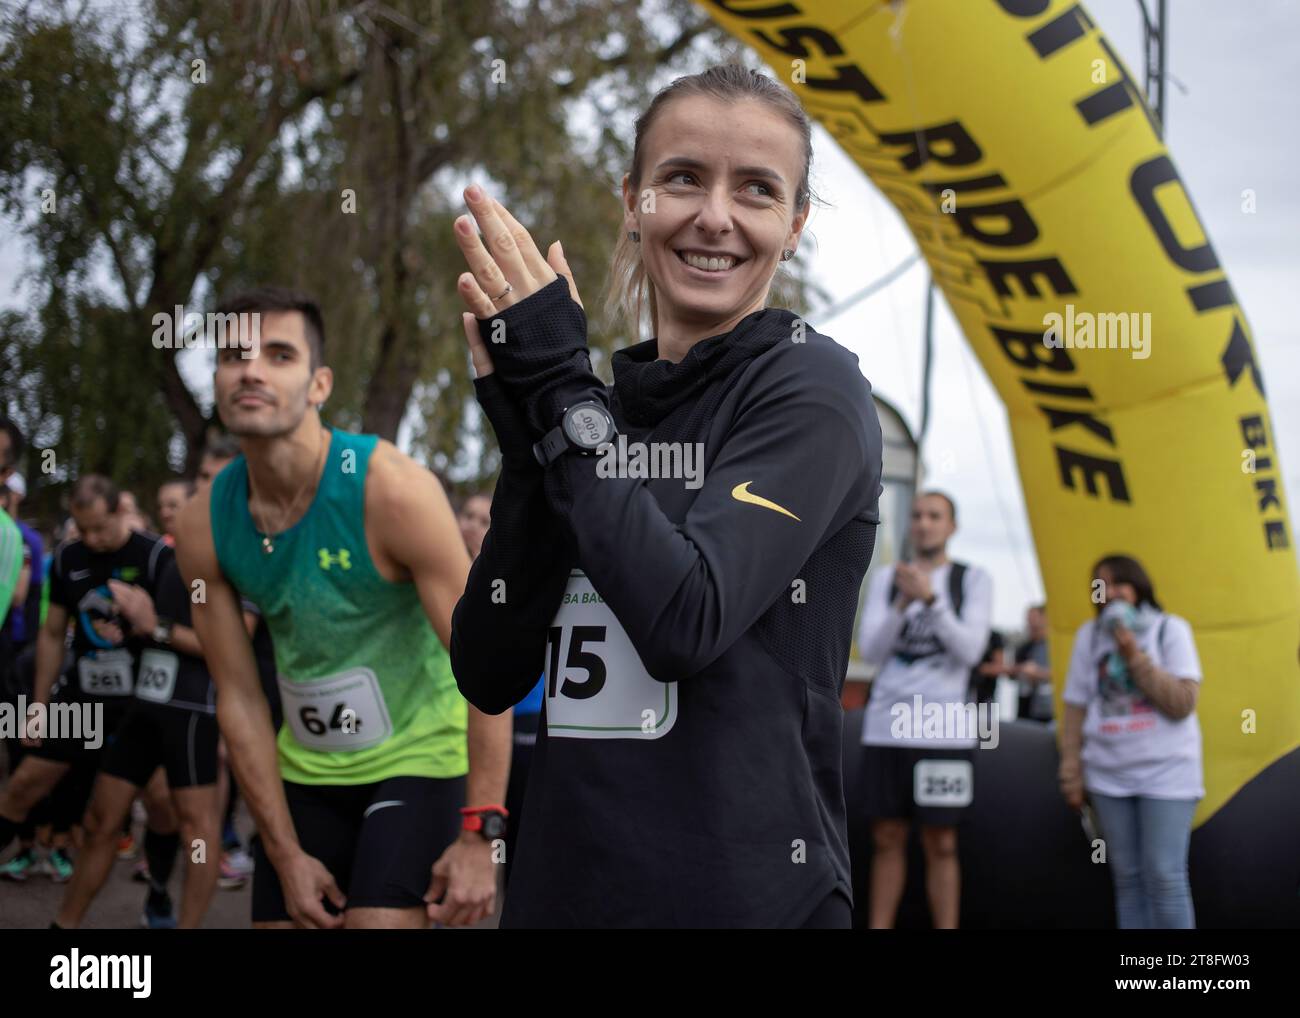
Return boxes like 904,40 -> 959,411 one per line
452,184 -> 583,379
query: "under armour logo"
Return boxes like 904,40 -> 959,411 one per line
318,548 -> 352,571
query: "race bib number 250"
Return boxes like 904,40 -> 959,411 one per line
545,571 -> 676,740
913,758 -> 974,808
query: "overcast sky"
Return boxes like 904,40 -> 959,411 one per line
801,0 -> 1300,628
3,1 -> 1295,630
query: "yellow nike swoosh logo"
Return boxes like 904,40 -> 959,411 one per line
731,481 -> 800,521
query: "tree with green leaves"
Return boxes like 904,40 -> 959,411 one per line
1,0 -> 822,523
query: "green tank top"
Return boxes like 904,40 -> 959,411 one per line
0,510 -> 21,620
210,429 -> 467,785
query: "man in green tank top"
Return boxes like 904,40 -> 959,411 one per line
175,287 -> 510,929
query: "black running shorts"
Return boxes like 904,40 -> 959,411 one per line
99,701 -> 220,789
861,744 -> 976,826
251,774 -> 466,922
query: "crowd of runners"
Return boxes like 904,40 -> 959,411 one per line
0,415 -> 519,929
0,64 -> 1207,930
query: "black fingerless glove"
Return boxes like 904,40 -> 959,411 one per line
475,277 -> 609,439
472,373 -> 538,471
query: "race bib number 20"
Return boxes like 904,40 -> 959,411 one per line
135,649 -> 179,704
545,571 -> 676,740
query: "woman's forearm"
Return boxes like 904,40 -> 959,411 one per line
450,462 -> 571,714
1132,659 -> 1198,719
1058,703 -> 1085,772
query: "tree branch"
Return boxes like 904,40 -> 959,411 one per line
557,21 -> 709,95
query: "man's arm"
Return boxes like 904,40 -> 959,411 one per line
928,568 -> 993,669
174,492 -> 301,874
31,602 -> 68,706
369,444 -> 511,810
105,578 -> 204,658
858,567 -> 906,668
13,557 -> 30,607
369,443 -> 508,926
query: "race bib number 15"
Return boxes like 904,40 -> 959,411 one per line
545,571 -> 676,740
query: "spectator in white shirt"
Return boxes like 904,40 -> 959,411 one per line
1059,554 -> 1203,928
858,491 -> 992,928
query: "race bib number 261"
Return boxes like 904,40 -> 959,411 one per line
77,650 -> 134,697
545,571 -> 676,740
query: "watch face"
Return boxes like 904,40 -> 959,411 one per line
564,403 -> 613,450
482,814 -> 507,839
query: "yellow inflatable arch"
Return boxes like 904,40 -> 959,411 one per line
696,0 -> 1299,824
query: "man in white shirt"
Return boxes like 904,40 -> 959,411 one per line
858,491 -> 992,928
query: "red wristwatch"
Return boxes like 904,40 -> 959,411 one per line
460,804 -> 509,840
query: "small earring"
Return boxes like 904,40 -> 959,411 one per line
628,231 -> 640,243
781,249 -> 795,262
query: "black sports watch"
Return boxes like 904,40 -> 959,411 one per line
461,808 -> 508,841
532,400 -> 618,466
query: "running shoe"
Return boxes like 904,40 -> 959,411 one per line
116,833 -> 138,860
47,848 -> 75,883
132,858 -> 150,883
218,847 -> 253,890
141,890 -> 177,929
0,850 -> 36,882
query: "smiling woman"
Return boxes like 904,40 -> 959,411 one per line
449,64 -> 884,929
606,64 -> 817,362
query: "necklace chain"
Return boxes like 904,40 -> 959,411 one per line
250,428 -> 328,554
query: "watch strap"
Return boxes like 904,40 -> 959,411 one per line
532,425 -> 570,466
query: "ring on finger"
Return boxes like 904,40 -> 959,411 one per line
491,282 -> 514,301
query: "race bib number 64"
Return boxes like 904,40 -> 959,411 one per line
278,667 -> 392,752
545,571 -> 676,740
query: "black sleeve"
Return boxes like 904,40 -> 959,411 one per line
146,538 -> 174,595
544,343 -> 881,680
47,544 -> 71,611
450,377 -> 574,714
